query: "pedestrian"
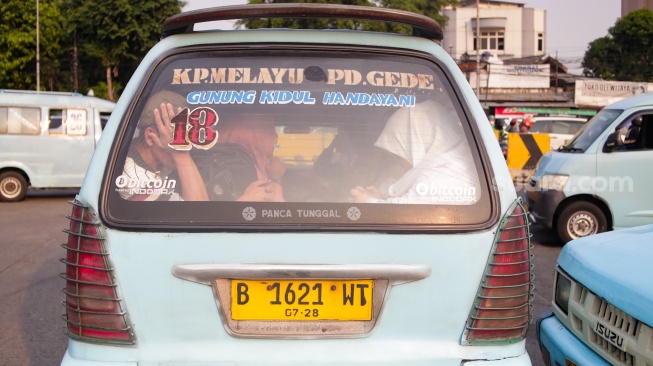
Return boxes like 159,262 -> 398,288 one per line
520,117 -> 533,133
508,118 -> 520,133
492,115 -> 508,158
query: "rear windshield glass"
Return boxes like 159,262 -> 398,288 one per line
105,49 -> 491,230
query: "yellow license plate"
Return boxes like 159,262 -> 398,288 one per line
231,279 -> 373,321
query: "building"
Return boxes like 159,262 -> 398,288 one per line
441,0 -> 546,62
622,0 -> 653,16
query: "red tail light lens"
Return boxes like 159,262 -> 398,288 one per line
61,200 -> 135,345
464,199 -> 532,344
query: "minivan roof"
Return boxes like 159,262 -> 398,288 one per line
0,89 -> 116,110
162,3 -> 443,40
606,92 -> 653,110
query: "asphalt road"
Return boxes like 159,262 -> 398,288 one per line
0,191 -> 562,366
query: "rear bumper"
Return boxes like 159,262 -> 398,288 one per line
60,349 -> 136,365
525,189 -> 566,228
536,312 -> 610,366
61,346 -> 531,366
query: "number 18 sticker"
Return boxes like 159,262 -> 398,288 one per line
169,107 -> 219,150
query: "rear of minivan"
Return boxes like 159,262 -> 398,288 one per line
60,5 -> 532,366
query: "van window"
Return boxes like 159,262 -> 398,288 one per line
104,49 -> 491,230
529,120 -> 550,133
49,108 -> 88,135
550,122 -> 576,134
614,113 -> 653,151
565,109 -> 622,152
100,112 -> 111,130
0,107 -> 41,135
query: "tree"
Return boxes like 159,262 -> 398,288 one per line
236,0 -> 456,33
0,0 -> 63,90
583,9 -> 653,81
60,0 -> 184,101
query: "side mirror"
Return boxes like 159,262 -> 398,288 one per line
603,131 -> 623,153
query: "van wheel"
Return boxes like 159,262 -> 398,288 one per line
0,171 -> 28,202
556,202 -> 607,244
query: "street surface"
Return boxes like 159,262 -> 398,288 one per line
0,191 -> 561,366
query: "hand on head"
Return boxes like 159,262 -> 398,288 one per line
150,103 -> 182,151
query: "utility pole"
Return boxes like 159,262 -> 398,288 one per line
36,0 -> 40,92
475,0 -> 480,98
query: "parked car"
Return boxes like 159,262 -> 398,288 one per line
537,224 -> 653,366
59,4 -> 533,366
526,92 -> 653,243
0,90 -> 115,201
529,116 -> 588,151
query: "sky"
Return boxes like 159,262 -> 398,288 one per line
182,0 -> 621,74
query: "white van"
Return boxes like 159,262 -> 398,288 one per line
529,116 -> 588,151
526,92 -> 653,243
0,89 -> 115,201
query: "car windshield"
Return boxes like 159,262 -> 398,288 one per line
561,109 -> 623,152
104,49 -> 491,230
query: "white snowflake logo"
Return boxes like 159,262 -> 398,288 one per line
347,206 -> 361,221
242,207 -> 256,221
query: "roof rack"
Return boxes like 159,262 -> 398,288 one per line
162,4 -> 443,41
0,89 -> 84,97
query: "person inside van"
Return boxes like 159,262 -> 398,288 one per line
120,91 -> 209,201
625,116 -> 642,145
350,100 -> 480,204
196,115 -> 285,202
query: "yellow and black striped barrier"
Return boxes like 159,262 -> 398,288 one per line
506,133 -> 551,183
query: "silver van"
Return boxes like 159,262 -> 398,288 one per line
0,89 -> 115,201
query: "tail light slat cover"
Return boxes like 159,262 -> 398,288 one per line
60,199 -> 136,345
463,199 -> 533,345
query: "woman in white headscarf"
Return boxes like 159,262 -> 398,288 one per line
350,99 -> 481,204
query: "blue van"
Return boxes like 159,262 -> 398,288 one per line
0,90 -> 115,201
537,224 -> 653,366
526,92 -> 653,243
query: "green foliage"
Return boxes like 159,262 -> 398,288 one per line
0,0 -> 182,98
236,0 -> 455,34
583,9 -> 653,81
1,0 -> 456,95
0,0 -> 63,90
59,0 -> 183,100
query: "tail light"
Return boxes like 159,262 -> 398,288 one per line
464,199 -> 533,344
60,199 -> 135,345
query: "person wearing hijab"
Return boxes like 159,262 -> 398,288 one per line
350,99 -> 481,204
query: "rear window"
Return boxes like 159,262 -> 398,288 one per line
530,120 -> 550,133
104,49 -> 492,230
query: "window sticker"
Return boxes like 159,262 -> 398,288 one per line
240,207 -> 362,222
65,109 -> 87,135
171,67 -> 435,90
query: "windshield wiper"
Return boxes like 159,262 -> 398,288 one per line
558,145 -> 583,152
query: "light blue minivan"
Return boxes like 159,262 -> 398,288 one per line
0,90 -> 115,201
59,4 -> 533,366
526,92 -> 653,243
537,224 -> 653,366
